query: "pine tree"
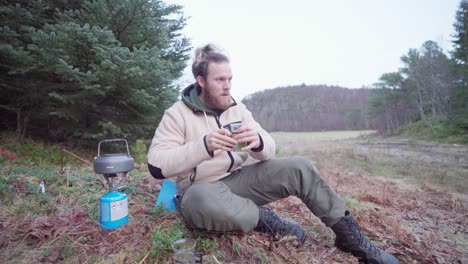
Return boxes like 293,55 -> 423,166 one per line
368,72 -> 415,132
0,1 -> 56,142
450,0 -> 468,133
0,0 -> 191,143
400,41 -> 452,128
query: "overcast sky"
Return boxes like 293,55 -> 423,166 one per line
166,0 -> 461,100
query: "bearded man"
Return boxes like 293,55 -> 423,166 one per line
147,44 -> 399,264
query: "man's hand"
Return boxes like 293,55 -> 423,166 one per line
205,128 -> 238,152
232,126 -> 260,151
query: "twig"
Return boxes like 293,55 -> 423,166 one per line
67,230 -> 100,236
212,254 -> 221,264
71,241 -> 104,248
60,149 -> 64,174
59,148 -> 91,187
61,149 -> 92,165
138,252 -> 150,264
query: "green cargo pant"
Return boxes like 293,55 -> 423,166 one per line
179,157 -> 345,233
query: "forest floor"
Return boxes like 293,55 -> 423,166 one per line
0,132 -> 467,263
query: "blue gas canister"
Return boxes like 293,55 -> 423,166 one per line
99,191 -> 128,230
93,139 -> 134,231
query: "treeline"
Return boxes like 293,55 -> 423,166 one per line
369,0 -> 467,136
0,0 -> 190,144
244,1 -> 467,138
242,85 -> 375,132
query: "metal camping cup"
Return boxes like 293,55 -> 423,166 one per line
174,251 -> 203,264
223,121 -> 246,151
172,238 -> 196,252
172,239 -> 202,264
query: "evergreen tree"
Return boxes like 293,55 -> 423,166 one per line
400,41 -> 452,128
0,0 -> 190,143
0,1 -> 56,141
452,0 -> 468,68
368,72 -> 415,132
450,0 -> 468,132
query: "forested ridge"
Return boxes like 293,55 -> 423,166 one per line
243,85 -> 373,132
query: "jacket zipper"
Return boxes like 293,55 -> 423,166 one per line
214,115 -> 235,172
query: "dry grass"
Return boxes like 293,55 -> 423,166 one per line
273,132 -> 468,194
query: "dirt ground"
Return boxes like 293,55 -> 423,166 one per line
270,135 -> 468,263
314,169 -> 467,263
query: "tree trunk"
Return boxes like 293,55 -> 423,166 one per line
14,109 -> 29,144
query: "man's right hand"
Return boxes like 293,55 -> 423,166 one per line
205,128 -> 238,152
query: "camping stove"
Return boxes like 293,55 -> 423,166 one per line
93,139 -> 134,230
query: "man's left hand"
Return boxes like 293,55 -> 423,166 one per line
233,126 -> 260,151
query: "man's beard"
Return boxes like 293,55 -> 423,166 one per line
202,90 -> 232,110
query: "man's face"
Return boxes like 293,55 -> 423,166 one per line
197,62 -> 233,110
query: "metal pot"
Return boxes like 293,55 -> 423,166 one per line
93,139 -> 134,175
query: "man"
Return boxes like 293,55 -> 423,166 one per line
148,44 -> 399,264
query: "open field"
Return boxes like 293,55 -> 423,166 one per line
272,131 -> 468,194
272,130 -> 376,142
0,131 -> 467,263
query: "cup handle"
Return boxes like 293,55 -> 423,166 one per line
194,251 -> 203,264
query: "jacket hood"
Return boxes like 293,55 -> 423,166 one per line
181,83 -> 236,115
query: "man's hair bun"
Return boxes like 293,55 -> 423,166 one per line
192,44 -> 229,79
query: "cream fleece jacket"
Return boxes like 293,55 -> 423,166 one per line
148,94 -> 275,191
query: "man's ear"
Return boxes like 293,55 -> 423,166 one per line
196,76 -> 205,88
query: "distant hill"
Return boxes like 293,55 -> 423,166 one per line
242,84 -> 377,132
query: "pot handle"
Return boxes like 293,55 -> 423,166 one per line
97,139 -> 131,156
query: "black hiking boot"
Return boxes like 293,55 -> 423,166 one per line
331,211 -> 400,264
254,206 -> 306,244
